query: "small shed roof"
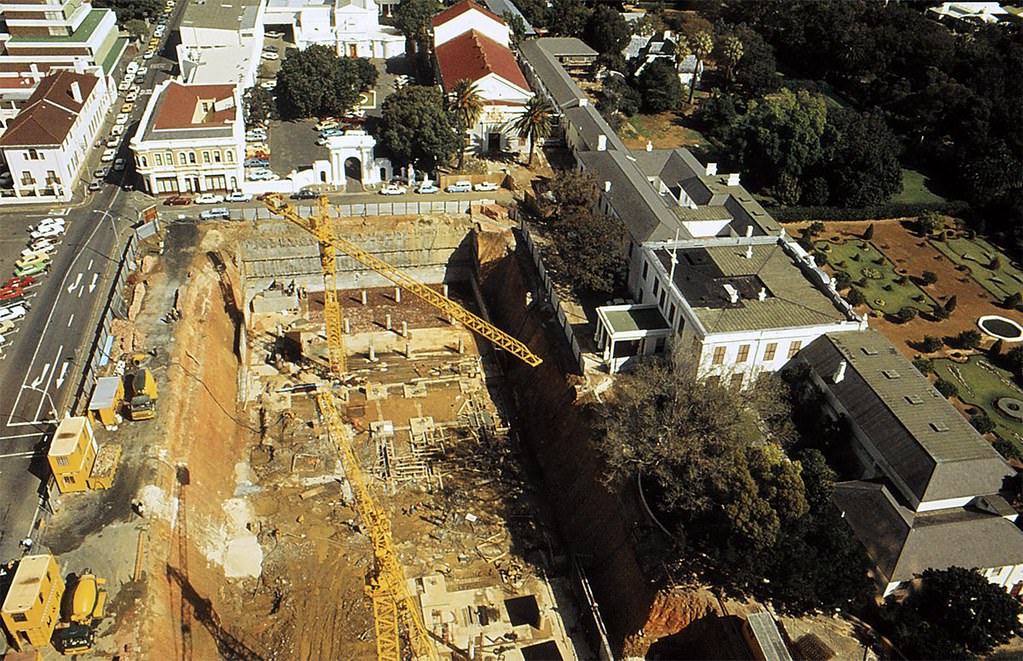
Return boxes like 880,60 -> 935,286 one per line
89,376 -> 122,410
1,555 -> 54,614
48,416 -> 89,457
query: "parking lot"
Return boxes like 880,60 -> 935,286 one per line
267,118 -> 326,178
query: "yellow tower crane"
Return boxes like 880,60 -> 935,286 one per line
263,194 -> 542,372
262,194 -> 541,661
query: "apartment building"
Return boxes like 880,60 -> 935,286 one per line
129,80 -> 245,195
0,69 -> 114,201
177,0 -> 264,86
0,0 -> 123,130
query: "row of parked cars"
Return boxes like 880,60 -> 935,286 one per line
244,126 -> 278,181
379,180 -> 500,196
0,217 -> 65,346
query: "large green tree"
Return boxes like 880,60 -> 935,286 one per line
584,5 -> 630,56
637,59 -> 683,114
537,171 -> 627,295
377,85 -> 460,169
512,96 -> 553,167
243,87 -> 278,127
94,0 -> 161,22
548,0 -> 590,38
883,567 -> 1023,659
594,355 -> 804,554
821,108 -> 902,207
275,45 -> 373,119
394,0 -> 440,55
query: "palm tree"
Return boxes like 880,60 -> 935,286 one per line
513,96 -> 553,167
448,79 -> 483,170
689,31 -> 713,104
721,35 -> 744,84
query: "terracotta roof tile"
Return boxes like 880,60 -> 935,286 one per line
431,0 -> 504,28
0,70 -> 98,147
153,81 -> 237,131
435,29 -> 528,94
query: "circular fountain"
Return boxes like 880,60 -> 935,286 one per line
977,315 -> 1023,342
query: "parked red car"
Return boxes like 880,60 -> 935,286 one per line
0,286 -> 24,301
3,276 -> 33,289
164,195 -> 192,206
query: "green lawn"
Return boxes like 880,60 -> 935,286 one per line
891,168 -> 947,205
929,235 -> 1023,300
933,357 -> 1023,453
816,239 -> 936,315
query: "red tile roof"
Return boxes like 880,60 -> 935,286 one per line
431,0 -> 504,28
435,29 -> 528,94
0,70 -> 98,147
153,81 -> 237,130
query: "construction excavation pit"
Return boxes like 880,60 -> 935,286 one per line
107,206 -> 589,660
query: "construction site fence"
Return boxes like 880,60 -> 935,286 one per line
518,222 -> 586,373
219,199 -> 497,222
70,229 -> 141,416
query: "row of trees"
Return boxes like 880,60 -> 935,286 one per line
695,88 -> 903,207
721,0 -> 1021,236
94,0 -> 162,22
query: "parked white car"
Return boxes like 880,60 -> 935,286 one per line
260,51 -> 279,61
194,193 -> 225,204
101,148 -> 116,162
22,244 -> 55,258
114,113 -> 129,125
125,62 -> 139,75
474,181 -> 499,192
118,80 -> 132,92
28,237 -> 58,252
0,303 -> 28,322
126,90 -> 139,103
379,184 -> 407,196
247,169 -> 278,181
259,80 -> 276,90
225,191 -> 252,202
111,125 -> 125,137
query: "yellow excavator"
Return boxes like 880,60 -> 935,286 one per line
52,572 -> 107,655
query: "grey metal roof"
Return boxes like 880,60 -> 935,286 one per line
518,39 -> 588,109
577,150 -> 688,244
531,37 -> 597,59
484,0 -> 535,35
181,0 -> 260,31
563,105 -> 627,152
745,612 -> 794,661
800,331 -> 1015,504
834,481 -> 1023,584
653,241 -> 849,333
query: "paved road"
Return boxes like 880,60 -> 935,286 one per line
0,9 -> 183,560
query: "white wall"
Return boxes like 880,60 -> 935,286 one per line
434,10 -> 508,48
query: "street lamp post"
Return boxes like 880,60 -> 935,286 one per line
24,385 -> 61,422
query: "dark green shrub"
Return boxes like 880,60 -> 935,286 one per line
934,378 -> 958,398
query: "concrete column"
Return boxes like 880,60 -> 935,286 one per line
401,321 -> 408,337
405,342 -> 412,359
361,289 -> 367,305
385,314 -> 391,331
457,337 -> 464,354
442,284 -> 449,298
343,318 -> 350,334
394,287 -> 401,303
368,342 -> 375,361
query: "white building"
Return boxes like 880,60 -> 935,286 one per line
798,330 -> 1023,597
262,0 -> 404,58
177,0 -> 265,87
130,80 -> 245,195
0,69 -> 115,202
926,2 -> 1010,27
433,1 -> 531,155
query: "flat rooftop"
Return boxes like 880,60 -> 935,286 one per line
1,555 -> 54,614
181,0 -> 261,31
599,305 -> 670,334
653,241 -> 848,333
49,416 -> 89,457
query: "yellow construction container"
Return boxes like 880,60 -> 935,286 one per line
0,555 -> 65,651
47,417 -> 97,494
86,444 -> 122,490
87,376 -> 124,429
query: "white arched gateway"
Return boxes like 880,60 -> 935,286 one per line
326,131 -> 391,191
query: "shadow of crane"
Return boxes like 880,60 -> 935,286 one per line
165,563 -> 264,661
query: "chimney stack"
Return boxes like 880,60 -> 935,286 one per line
745,245 -> 753,259
646,140 -> 653,152
597,134 -> 607,151
832,360 -> 847,384
705,162 -> 717,176
727,172 -> 741,186
723,283 -> 739,304
757,287 -> 767,301
70,81 -> 82,104
604,180 -> 611,192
